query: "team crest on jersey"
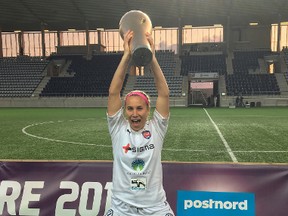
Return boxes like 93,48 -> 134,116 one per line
142,130 -> 151,139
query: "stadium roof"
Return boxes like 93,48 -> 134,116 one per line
1,0 -> 288,32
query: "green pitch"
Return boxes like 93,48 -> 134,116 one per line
0,107 -> 287,163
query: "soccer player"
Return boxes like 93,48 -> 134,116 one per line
105,30 -> 174,216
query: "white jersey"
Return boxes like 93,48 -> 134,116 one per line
107,108 -> 169,208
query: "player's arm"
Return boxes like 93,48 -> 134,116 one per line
107,30 -> 133,116
147,33 -> 170,118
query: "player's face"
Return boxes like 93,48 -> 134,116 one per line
125,96 -> 150,131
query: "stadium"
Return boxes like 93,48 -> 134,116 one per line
0,1 -> 288,216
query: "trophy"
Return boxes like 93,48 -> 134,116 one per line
119,10 -> 153,66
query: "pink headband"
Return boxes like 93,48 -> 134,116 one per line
125,91 -> 149,106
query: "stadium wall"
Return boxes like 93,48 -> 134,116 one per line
228,25 -> 271,51
1,96 -> 288,108
1,161 -> 287,216
0,97 -> 187,108
220,95 -> 288,107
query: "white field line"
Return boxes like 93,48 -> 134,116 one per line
22,120 -> 288,154
22,120 -> 110,147
163,149 -> 288,153
232,150 -> 288,153
163,148 -> 206,152
203,108 -> 238,163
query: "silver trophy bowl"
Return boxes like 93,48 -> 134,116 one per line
119,10 -> 153,66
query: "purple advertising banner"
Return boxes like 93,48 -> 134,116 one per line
0,161 -> 288,216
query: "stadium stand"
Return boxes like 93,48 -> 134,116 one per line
282,47 -> 288,82
134,76 -> 183,97
40,54 -> 127,97
225,73 -> 280,96
131,50 -> 183,97
225,50 -> 280,96
0,46 -> 286,108
0,56 -> 48,97
180,54 -> 227,76
232,50 -> 272,73
155,50 -> 177,76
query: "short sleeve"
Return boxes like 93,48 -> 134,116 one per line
107,107 -> 125,137
151,109 -> 170,140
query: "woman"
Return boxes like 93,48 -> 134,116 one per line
106,30 -> 174,216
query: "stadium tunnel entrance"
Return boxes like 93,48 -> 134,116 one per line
188,72 -> 219,107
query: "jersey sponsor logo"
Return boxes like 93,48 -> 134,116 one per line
122,143 -> 155,153
130,177 -> 147,191
122,143 -> 131,153
132,159 -> 145,171
126,170 -> 151,176
142,130 -> 151,139
131,144 -> 154,153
